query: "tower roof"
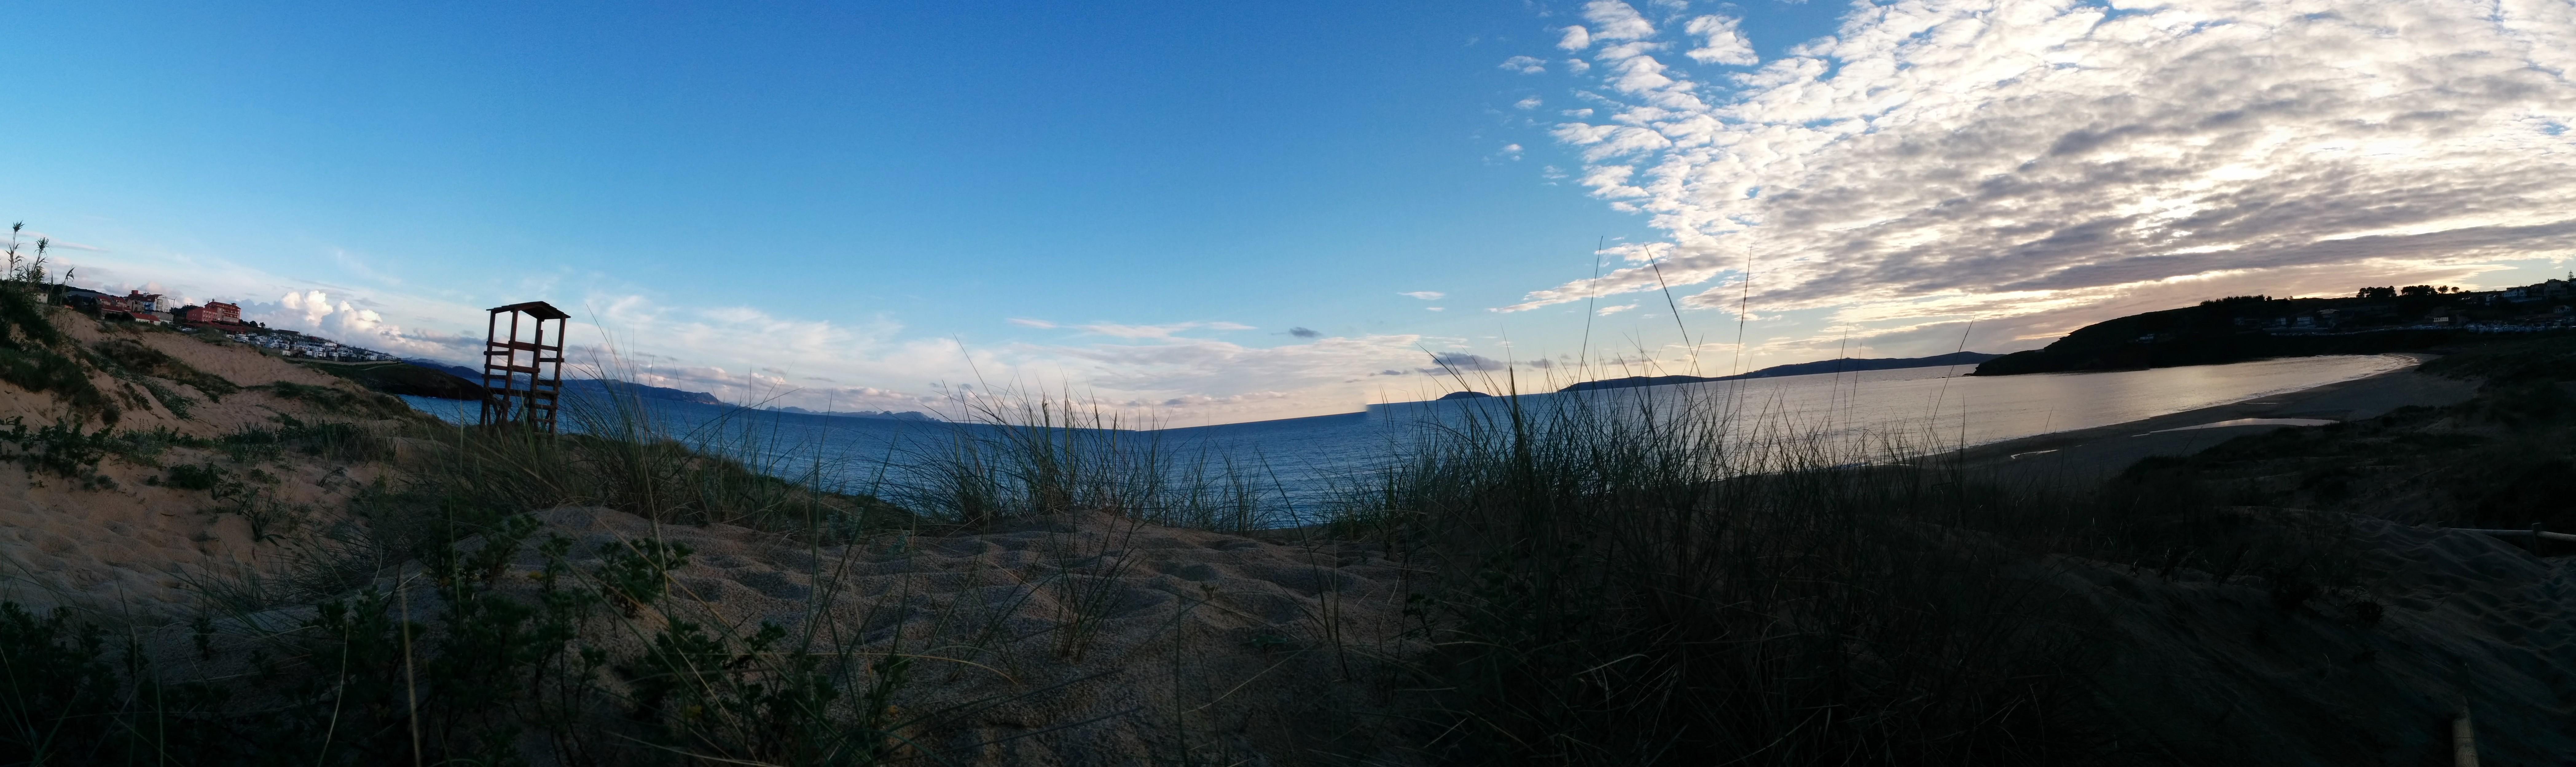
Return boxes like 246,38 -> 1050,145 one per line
488,301 -> 569,320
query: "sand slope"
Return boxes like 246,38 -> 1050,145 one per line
2060,516 -> 2574,764
0,308 -> 404,615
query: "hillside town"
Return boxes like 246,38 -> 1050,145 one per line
2225,278 -> 2576,336
56,286 -> 399,362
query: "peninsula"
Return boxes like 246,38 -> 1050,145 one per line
1975,281 -> 2574,375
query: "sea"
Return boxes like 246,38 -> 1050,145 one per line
400,354 -> 2412,521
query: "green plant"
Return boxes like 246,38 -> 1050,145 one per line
0,345 -> 113,424
89,337 -> 240,403
219,415 -> 391,463
0,224 -> 65,349
209,469 -> 310,543
163,461 -> 226,491
596,539 -> 693,616
0,233 -> 115,423
0,603 -> 123,764
259,381 -> 410,419
627,619 -> 914,765
0,416 -> 116,488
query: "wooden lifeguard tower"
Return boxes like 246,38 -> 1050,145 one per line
480,301 -> 570,432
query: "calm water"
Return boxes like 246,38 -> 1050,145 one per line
402,354 -> 2411,517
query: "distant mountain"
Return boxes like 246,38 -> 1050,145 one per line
1435,391 -> 1495,400
1559,352 -> 2002,393
399,359 -> 725,405
406,359 -> 484,380
766,407 -> 939,422
565,379 -> 725,406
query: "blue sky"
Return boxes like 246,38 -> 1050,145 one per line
7,0 -> 2573,423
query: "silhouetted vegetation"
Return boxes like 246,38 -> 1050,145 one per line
1980,284 -> 2574,375
1327,383 -> 2395,765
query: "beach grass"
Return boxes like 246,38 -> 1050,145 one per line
1316,369 -> 2404,765
898,386 -> 1275,532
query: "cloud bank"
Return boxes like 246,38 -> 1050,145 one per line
1516,0 -> 2576,348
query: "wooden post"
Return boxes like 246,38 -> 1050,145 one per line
2453,705 -> 2478,767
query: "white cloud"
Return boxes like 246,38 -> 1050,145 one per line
1078,324 -> 1173,339
1075,321 -> 1249,339
1399,290 -> 1445,300
241,287 -> 480,359
1501,55 -> 1547,74
1017,333 -> 1442,420
1514,96 -> 1543,110
1505,0 -> 2576,352
1681,15 -> 1756,66
1581,2 -> 1656,42
1007,317 -> 1056,328
1598,303 -> 1639,315
1558,25 -> 1593,51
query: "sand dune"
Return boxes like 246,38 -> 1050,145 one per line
510,507 -> 1414,761
2068,516 -> 2574,763
5,304 -> 2572,764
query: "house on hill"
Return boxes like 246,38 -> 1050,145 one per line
178,302 -> 242,325
95,291 -> 172,323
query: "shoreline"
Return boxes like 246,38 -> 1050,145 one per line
1956,352 -> 2477,483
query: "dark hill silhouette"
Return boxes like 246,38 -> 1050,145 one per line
307,361 -> 486,400
1969,291 -> 2503,376
766,406 -> 938,422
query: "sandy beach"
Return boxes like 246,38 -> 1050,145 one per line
1961,353 -> 2480,483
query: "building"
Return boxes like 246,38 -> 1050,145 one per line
95,294 -> 151,317
179,302 -> 241,325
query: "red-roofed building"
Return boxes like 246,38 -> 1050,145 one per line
180,302 -> 241,325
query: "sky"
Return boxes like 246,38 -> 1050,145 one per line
5,0 -> 2573,425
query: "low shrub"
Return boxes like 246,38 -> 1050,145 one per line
90,337 -> 240,401
0,416 -> 116,488
0,345 -> 113,424
259,381 -> 413,420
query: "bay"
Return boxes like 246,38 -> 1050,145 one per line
400,354 -> 2412,521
